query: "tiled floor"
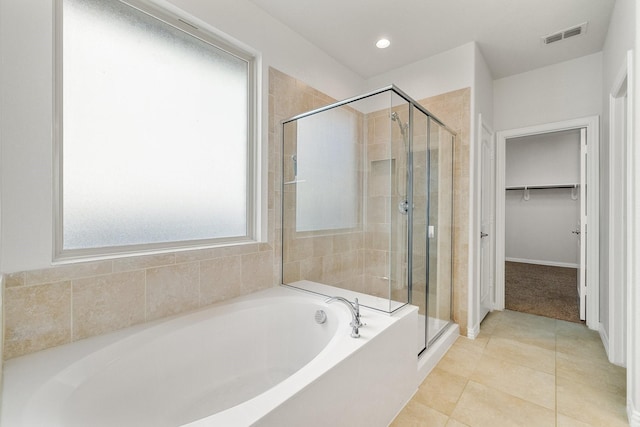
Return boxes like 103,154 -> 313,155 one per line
391,310 -> 628,427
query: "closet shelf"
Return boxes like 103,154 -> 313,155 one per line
505,183 -> 580,191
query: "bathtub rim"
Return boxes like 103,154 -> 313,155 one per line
1,284 -> 417,427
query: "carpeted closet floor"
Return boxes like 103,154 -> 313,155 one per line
505,261 -> 582,323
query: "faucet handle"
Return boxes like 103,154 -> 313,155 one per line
352,298 -> 362,327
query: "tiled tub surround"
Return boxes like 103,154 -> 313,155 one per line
3,245 -> 275,360
3,67 -> 470,360
3,286 -> 418,427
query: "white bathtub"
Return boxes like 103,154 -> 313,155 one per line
2,285 -> 418,426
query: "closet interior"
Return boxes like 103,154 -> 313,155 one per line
504,129 -> 583,323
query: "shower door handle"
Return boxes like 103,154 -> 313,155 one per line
398,200 -> 409,214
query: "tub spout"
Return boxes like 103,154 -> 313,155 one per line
325,296 -> 362,338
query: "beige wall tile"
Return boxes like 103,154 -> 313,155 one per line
113,253 -> 175,272
241,250 -> 274,293
4,281 -> 71,359
73,271 -> 146,340
200,255 -> 243,305
312,236 -> 333,257
146,263 -> 200,321
300,257 -> 323,282
4,272 -> 25,288
25,261 -> 112,285
173,243 -> 261,264
282,261 -> 300,284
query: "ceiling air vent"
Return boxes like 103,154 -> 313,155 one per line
542,22 -> 588,45
543,33 -> 563,44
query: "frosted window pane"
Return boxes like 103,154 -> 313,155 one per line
62,0 -> 249,250
296,108 -> 359,232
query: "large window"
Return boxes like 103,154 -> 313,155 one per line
56,0 -> 257,259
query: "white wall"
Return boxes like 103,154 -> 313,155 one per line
600,0 -> 636,353
0,0 -> 365,272
474,44 -> 495,127
505,190 -> 579,267
470,44 -> 494,334
493,53 -> 603,131
505,131 -> 581,188
364,42 -> 476,99
632,4 -> 640,423
161,0 -> 365,101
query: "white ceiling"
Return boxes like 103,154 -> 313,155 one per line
248,0 -> 616,79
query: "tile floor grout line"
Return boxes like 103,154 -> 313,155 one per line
392,310 -> 626,426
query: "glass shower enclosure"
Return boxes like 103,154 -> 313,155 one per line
281,86 -> 455,355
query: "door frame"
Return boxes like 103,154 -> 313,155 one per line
495,116 -> 600,330
478,114 -> 495,325
608,50 -> 633,365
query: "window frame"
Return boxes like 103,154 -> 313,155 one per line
53,0 -> 260,261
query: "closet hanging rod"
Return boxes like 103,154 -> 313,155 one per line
505,184 -> 580,191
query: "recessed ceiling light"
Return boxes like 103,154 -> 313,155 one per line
376,38 -> 390,49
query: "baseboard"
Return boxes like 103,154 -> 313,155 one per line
628,398 -> 640,427
467,322 -> 480,339
599,322 -> 610,359
505,257 -> 579,269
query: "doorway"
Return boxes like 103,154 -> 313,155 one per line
503,129 -> 583,323
495,117 -> 599,330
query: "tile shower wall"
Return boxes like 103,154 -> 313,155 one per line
278,69 -> 470,333
281,104 -> 366,292
419,88 -> 471,335
363,90 -> 468,334
364,105 -> 410,300
275,69 -> 370,294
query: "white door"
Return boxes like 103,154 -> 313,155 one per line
479,124 -> 494,322
578,128 -> 587,321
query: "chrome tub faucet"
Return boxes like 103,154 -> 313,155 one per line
326,296 -> 362,338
